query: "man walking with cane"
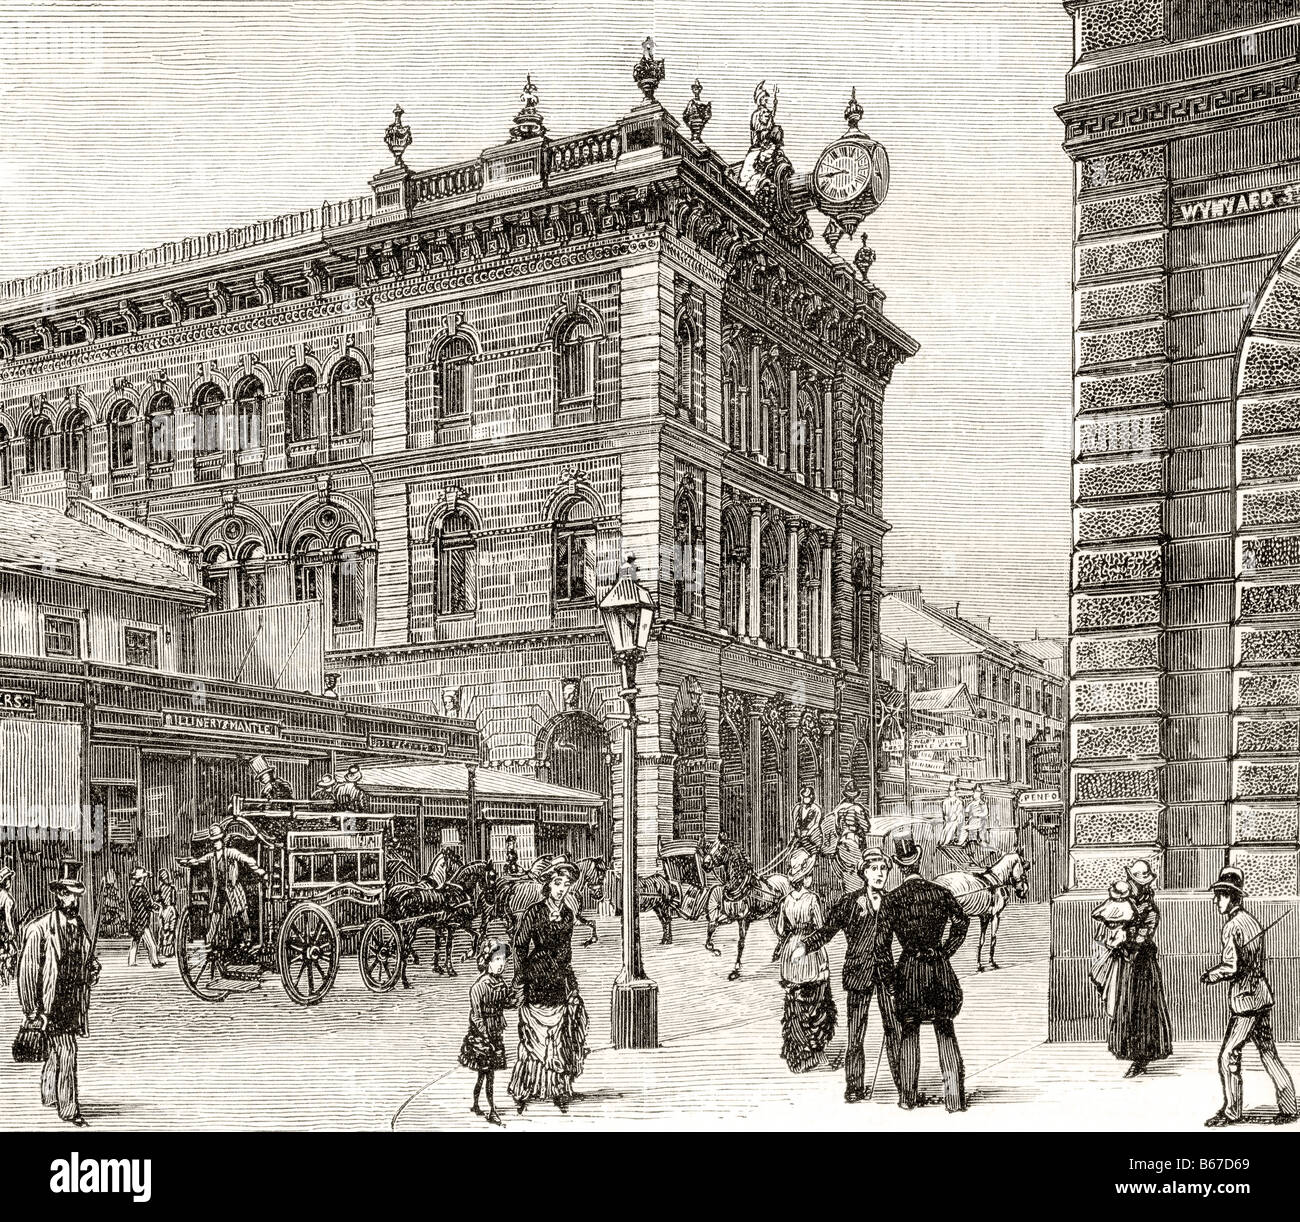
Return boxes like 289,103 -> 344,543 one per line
795,845 -> 901,1103
1202,865 -> 1297,1126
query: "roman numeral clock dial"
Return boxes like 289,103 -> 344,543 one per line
808,91 -> 891,254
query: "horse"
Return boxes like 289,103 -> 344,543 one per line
492,857 -> 609,946
427,860 -> 499,975
383,850 -> 496,986
611,870 -> 691,944
700,834 -> 792,981
933,848 -> 1029,972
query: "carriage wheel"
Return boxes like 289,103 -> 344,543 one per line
277,902 -> 340,1006
358,917 -> 403,992
177,905 -> 231,1003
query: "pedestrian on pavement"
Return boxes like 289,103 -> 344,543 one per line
460,938 -> 518,1127
776,847 -> 837,1073
98,869 -> 125,939
1108,859 -> 1172,1078
126,867 -> 163,968
790,785 -> 823,853
1090,880 -> 1136,1024
830,780 -> 871,892
797,845 -> 901,1102
876,834 -> 970,1112
156,869 -> 178,959
964,785 -> 991,852
1202,866 -> 1297,1127
17,859 -> 101,1127
509,856 -> 589,1114
0,859 -> 18,987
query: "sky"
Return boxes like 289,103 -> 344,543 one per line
0,0 -> 1074,639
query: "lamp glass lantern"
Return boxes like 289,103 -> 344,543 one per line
598,569 -> 656,658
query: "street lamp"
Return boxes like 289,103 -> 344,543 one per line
599,557 -> 658,1050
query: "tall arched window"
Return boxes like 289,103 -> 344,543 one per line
293,533 -> 325,603
146,393 -> 175,463
233,377 -> 264,450
673,493 -> 700,617
287,368 -> 317,442
796,391 -> 817,484
722,356 -> 741,451
0,427 -> 11,488
434,511 -> 477,615
237,541 -> 266,608
760,366 -> 783,467
720,507 -> 746,634
201,544 -> 231,607
62,411 -> 89,475
332,531 -> 364,627
759,524 -> 784,645
797,533 -> 817,654
195,384 -> 224,453
675,315 -> 698,424
553,499 -> 596,605
294,527 -> 366,629
330,359 -> 362,436
853,422 -> 870,500
108,401 -> 137,471
437,336 -> 475,418
555,316 -> 597,405
25,418 -> 54,474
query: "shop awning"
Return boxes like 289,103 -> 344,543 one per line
354,762 -> 604,807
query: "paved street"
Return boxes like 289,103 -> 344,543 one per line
0,903 -> 1294,1131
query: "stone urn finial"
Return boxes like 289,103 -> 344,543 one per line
633,36 -> 665,102
510,74 -> 546,141
844,87 -> 863,132
682,78 -> 712,143
384,104 -> 412,167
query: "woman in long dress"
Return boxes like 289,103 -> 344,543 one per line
1108,860 -> 1173,1076
777,847 -> 837,1073
509,856 -> 589,1113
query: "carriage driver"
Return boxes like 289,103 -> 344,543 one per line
176,824 -> 267,961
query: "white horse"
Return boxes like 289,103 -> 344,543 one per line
934,848 -> 1029,972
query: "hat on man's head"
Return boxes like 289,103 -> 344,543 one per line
842,780 -> 861,799
0,857 -> 13,886
317,774 -> 335,787
130,866 -> 148,882
860,846 -> 889,869
48,858 -> 85,895
892,835 -> 922,867
207,822 -> 226,841
1210,865 -> 1245,901
1108,879 -> 1134,903
345,765 -> 363,781
248,754 -> 272,779
1126,859 -> 1156,887
799,784 -> 815,799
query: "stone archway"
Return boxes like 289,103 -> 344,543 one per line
535,711 -> 612,861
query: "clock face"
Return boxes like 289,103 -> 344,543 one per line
813,139 -> 890,211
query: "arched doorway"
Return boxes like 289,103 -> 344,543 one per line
536,712 -> 611,861
719,713 -> 746,846
760,726 -> 784,867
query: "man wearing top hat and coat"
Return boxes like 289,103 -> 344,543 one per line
176,823 -> 267,958
126,866 -> 163,968
876,833 -> 970,1111
18,860 -> 101,1126
797,845 -> 902,1102
1202,865 -> 1298,1127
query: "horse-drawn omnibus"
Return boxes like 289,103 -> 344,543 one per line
175,795 -> 467,1005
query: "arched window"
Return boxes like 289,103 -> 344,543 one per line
676,315 -> 698,425
233,377 -> 264,450
796,391 -> 817,484
286,368 -> 317,443
722,356 -> 741,451
108,401 -> 137,471
555,316 -> 597,405
853,422 -> 870,500
720,507 -> 746,635
146,393 -> 175,464
62,411 -> 89,475
332,530 -> 364,627
0,427 -> 11,487
797,533 -> 817,654
201,544 -> 231,608
194,384 -> 224,453
434,511 -> 477,615
293,533 -> 325,604
673,493 -> 699,617
437,336 -> 475,419
759,524 -> 785,645
25,417 -> 54,475
236,540 -> 266,608
553,499 -> 596,605
760,366 -> 783,467
330,359 -> 362,436
294,527 -> 366,629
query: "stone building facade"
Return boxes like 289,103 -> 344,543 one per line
1058,0 -> 1300,1040
0,74 -> 915,876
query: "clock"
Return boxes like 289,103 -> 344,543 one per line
811,137 -> 890,215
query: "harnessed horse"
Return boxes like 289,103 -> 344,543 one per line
383,850 -> 497,984
934,848 -> 1029,971
493,857 -> 609,947
701,835 -> 792,981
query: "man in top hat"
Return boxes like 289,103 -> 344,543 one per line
176,824 -> 267,959
0,858 -> 17,985
1202,866 -> 1297,1127
797,845 -> 902,1102
253,758 -> 294,804
876,834 -> 970,1112
18,860 -> 101,1126
126,866 -> 163,968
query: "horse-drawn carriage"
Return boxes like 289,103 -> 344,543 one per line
175,796 -> 475,1005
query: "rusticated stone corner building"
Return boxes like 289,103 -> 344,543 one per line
0,65 -> 915,876
1059,0 -> 1300,1041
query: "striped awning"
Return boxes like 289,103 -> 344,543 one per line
353,762 -> 604,808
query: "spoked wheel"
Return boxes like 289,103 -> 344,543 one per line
177,905 -> 231,1002
358,917 -> 403,992
277,901 -> 340,1006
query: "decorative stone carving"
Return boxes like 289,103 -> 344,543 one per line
384,104 -> 412,166
1241,396 -> 1300,440
1079,146 -> 1166,191
1240,628 -> 1300,665
1075,546 -> 1161,587
1073,634 -> 1160,674
1078,369 -> 1165,414
1077,459 -> 1163,501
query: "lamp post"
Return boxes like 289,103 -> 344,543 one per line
599,558 -> 658,1050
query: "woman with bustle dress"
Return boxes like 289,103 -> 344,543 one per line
509,855 -> 590,1113
1107,860 -> 1173,1076
777,847 -> 837,1072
